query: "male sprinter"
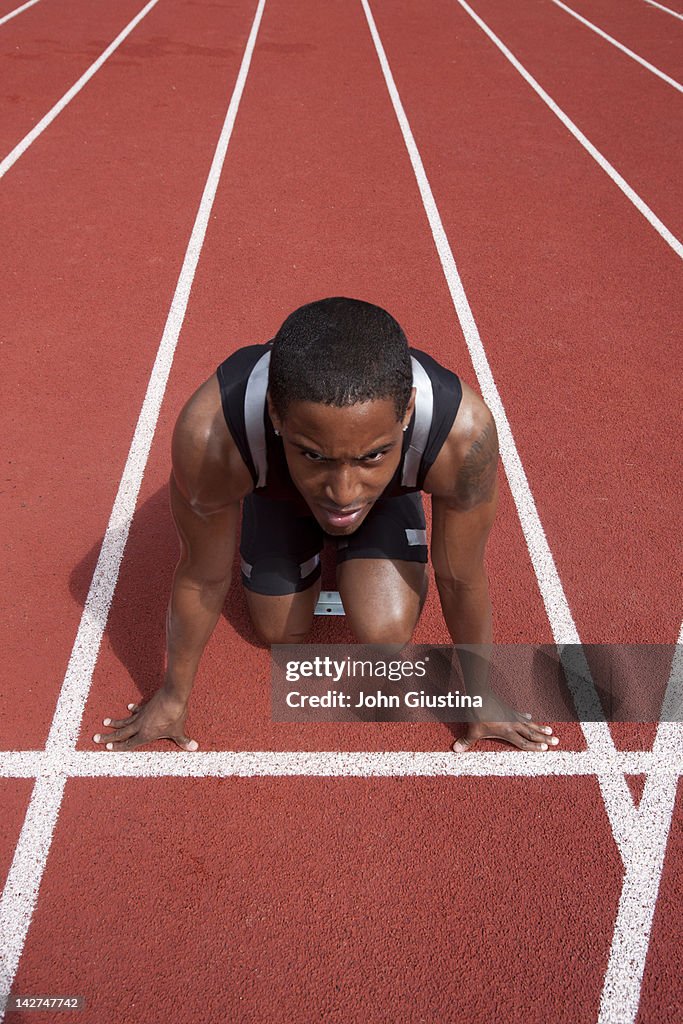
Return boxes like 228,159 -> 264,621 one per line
95,298 -> 558,754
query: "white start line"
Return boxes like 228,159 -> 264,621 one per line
0,2 -> 681,1024
0,747 -> 680,779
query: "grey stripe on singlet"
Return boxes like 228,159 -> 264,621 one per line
299,553 -> 320,577
405,528 -> 428,546
244,349 -> 272,487
401,356 -> 434,487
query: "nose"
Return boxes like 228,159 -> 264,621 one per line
324,466 -> 363,509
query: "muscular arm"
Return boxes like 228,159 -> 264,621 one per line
163,473 -> 241,702
427,386 -> 557,752
95,374 -> 253,752
163,375 -> 253,702
428,395 -> 499,644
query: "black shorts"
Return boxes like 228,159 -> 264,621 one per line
240,491 -> 428,596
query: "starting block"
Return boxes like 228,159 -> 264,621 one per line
314,590 -> 345,616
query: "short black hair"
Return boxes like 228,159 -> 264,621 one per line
268,297 -> 413,421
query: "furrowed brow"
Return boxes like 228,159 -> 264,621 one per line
292,440 -> 397,459
360,442 -> 394,457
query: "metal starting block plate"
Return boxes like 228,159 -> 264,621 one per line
314,590 -> 345,616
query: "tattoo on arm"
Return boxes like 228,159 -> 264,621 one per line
455,419 -> 499,508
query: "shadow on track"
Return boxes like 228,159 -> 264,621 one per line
69,482 -> 353,705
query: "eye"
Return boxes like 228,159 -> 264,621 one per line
302,450 -> 326,462
361,451 -> 385,463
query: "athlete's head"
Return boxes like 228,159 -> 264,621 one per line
268,297 -> 413,419
267,297 -> 416,535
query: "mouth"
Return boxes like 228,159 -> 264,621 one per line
317,503 -> 367,529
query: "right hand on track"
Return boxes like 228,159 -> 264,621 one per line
93,688 -> 199,752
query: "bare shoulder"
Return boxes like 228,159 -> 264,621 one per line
423,380 -> 499,507
171,372 -> 253,512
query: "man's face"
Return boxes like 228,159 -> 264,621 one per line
268,392 -> 415,535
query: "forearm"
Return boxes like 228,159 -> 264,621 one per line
163,567 -> 231,702
436,573 -> 494,703
435,573 -> 492,646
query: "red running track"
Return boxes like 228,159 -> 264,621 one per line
1,0 -> 681,1021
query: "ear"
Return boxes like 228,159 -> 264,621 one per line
402,386 -> 417,431
266,391 -> 283,435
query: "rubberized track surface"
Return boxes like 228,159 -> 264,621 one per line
1,0 -> 681,1021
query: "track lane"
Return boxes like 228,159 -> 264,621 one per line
368,0 -> 682,653
0,0 -> 41,28
549,0 -> 682,94
645,0 -> 683,20
0,0 -> 260,750
5,775 -> 623,1023
1,3 -> 269,1008
558,0 -> 683,79
358,24 -> 679,1015
0,0 -> 155,159
457,0 -> 683,241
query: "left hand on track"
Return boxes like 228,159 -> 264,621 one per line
452,711 -> 559,752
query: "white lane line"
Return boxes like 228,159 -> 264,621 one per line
452,0 -> 683,260
644,0 -> 683,22
551,0 -> 683,93
444,2 -> 683,1012
597,627 -> 682,1024
0,0 -> 160,179
45,0 -> 265,753
0,0 -> 41,28
0,776 -> 67,1005
598,771 -> 681,1024
0,1 -> 267,1015
360,0 -> 638,864
0,748 -> 679,778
